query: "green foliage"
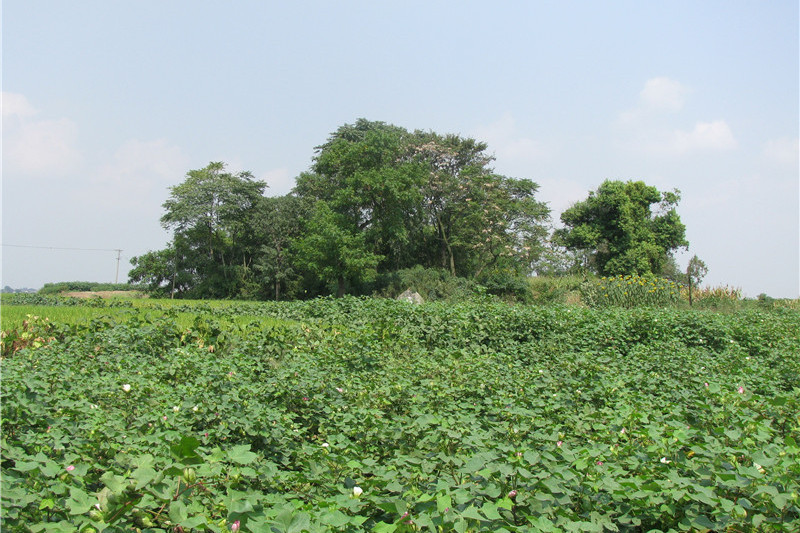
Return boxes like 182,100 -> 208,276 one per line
292,201 -> 383,297
581,275 -> 681,308
2,299 -> 799,531
131,162 -> 267,299
556,180 -> 688,276
527,275 -> 585,305
377,266 -> 480,302
38,282 -> 144,295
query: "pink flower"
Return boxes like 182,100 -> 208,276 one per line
230,520 -> 240,532
508,490 -> 517,498
336,387 -> 344,393
66,465 -> 75,472
596,461 -> 603,466
556,441 -> 563,447
163,415 -> 167,421
303,397 -> 309,401
738,386 -> 745,394
704,382 -> 709,387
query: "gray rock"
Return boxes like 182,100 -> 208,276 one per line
397,289 -> 424,304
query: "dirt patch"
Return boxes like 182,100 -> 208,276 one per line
62,291 -> 146,299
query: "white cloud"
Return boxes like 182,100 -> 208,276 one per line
471,113 -> 547,165
763,137 -> 799,167
670,120 -> 737,153
618,77 -> 689,125
2,92 -> 82,177
640,77 -> 688,112
2,92 -> 38,118
93,139 -> 189,208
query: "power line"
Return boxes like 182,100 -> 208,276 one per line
2,244 -> 125,283
1,243 -> 121,253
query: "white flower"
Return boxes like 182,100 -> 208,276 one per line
322,442 -> 329,448
173,406 -> 180,412
122,384 -> 131,392
352,486 -> 363,497
660,457 -> 671,464
192,405 -> 199,412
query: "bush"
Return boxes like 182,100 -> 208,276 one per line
376,266 -> 479,302
684,285 -> 742,310
527,275 -> 585,305
581,275 -> 681,308
477,270 -> 534,303
38,281 -> 145,295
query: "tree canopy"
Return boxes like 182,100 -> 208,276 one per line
555,180 -> 688,276
129,122 -> 694,300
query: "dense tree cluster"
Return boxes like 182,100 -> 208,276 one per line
130,119 -> 689,299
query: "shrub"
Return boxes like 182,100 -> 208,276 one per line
581,275 -> 680,308
682,285 -> 742,310
376,266 -> 479,301
38,281 -> 145,295
527,275 -> 585,305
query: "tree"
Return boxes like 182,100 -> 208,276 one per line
296,120 -> 550,278
294,120 -> 426,270
250,195 -> 310,300
410,131 -> 550,278
555,180 -> 688,276
131,162 -> 267,298
161,162 -> 266,297
686,255 -> 708,306
292,202 -> 383,297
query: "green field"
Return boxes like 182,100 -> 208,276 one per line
2,295 -> 799,532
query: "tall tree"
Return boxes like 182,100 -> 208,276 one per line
686,255 -> 708,306
292,201 -> 382,297
410,132 -> 549,277
250,194 -> 310,300
555,180 -> 688,276
294,120 -> 426,270
137,162 -> 267,298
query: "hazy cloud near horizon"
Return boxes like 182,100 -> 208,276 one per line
2,1 -> 798,297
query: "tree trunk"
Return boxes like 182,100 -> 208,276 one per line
337,276 -> 346,298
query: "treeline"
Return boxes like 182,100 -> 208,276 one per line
129,119 -> 689,300
38,282 -> 145,295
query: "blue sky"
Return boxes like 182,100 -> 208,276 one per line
3,1 -> 798,297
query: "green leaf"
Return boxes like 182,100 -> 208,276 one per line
436,493 -> 452,513
66,487 -> 94,515
481,501 -> 501,520
100,471 -> 126,494
691,515 -> 716,530
170,436 -> 203,464
228,444 -> 258,465
460,506 -> 483,521
169,500 -> 188,524
132,465 -> 157,489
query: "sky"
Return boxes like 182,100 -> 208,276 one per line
2,1 -> 798,297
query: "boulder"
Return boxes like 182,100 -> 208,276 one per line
397,289 -> 424,304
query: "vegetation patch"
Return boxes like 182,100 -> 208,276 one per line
2,297 -> 798,531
